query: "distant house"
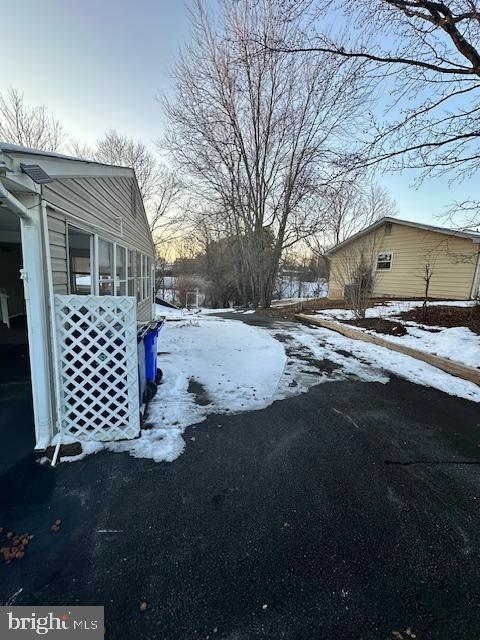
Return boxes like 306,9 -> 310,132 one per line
0,143 -> 156,455
327,217 -> 480,301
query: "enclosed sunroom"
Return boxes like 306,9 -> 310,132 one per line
0,143 -> 156,466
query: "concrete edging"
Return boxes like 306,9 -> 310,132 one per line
295,313 -> 480,386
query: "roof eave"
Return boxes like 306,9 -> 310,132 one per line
327,217 -> 480,255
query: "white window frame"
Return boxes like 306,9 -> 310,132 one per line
376,252 -> 393,271
66,225 -> 152,302
136,252 -> 143,302
66,223 -> 94,295
127,249 -> 136,297
114,243 -> 128,296
97,237 -> 115,296
147,257 -> 153,303
142,255 -> 149,301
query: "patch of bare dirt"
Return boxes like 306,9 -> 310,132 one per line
345,317 -> 408,336
399,305 -> 480,335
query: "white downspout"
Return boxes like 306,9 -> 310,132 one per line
18,193 -> 55,449
41,199 -> 64,465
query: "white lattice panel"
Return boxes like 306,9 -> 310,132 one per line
54,295 -> 140,441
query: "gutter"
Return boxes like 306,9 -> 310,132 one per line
0,182 -> 29,217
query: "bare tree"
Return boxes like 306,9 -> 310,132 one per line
262,0 -> 480,226
93,130 -> 185,246
0,87 -> 66,151
148,165 -> 184,248
163,0 -> 368,308
68,138 -> 95,160
94,129 -> 158,202
421,262 -> 435,316
307,180 -> 398,257
329,228 -> 386,317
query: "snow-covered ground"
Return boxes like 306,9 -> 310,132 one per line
59,302 -> 480,465
276,278 -> 328,300
270,297 -> 314,308
314,300 -> 480,369
109,308 -> 287,462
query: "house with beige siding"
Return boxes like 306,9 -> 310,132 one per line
0,143 -> 156,456
327,217 -> 480,301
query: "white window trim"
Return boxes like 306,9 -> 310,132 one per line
127,249 -> 136,298
66,227 -> 153,301
114,243 -> 128,296
93,235 -> 99,294
142,255 -> 149,301
97,237 -> 116,296
66,222 -> 95,295
376,252 -> 393,271
136,252 -> 143,302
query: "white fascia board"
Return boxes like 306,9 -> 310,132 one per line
2,149 -> 134,180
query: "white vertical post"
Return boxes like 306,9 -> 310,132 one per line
113,243 -> 117,296
93,234 -> 99,295
20,198 -> 54,448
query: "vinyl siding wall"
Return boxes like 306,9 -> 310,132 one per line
47,209 -> 68,294
328,223 -> 479,300
43,175 -> 155,322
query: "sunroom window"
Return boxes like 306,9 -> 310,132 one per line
115,245 -> 127,296
128,250 -> 136,296
142,255 -> 150,300
98,239 -> 114,295
136,252 -> 142,301
68,226 -> 93,295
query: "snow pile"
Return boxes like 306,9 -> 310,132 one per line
315,300 -> 479,369
108,312 -> 287,462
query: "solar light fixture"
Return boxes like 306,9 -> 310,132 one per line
20,163 -> 53,184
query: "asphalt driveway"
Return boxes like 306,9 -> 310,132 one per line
1,313 -> 480,639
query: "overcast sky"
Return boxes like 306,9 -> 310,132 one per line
1,0 -> 477,227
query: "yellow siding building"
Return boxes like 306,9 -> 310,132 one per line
328,218 -> 480,301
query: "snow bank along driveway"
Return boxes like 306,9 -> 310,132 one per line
315,300 -> 480,369
65,304 -> 480,464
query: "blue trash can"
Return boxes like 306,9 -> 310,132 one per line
144,320 -> 165,383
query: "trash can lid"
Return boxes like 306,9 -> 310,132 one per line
137,324 -> 150,342
147,319 -> 165,333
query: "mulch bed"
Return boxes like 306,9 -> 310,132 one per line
345,317 -> 408,336
399,304 -> 480,335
